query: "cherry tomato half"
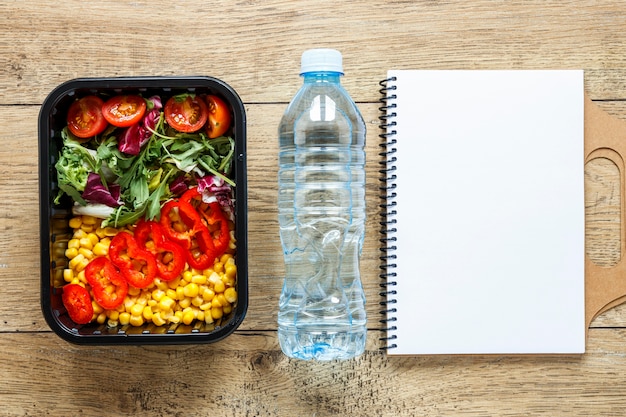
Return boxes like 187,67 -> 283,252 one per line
164,95 -> 208,133
61,283 -> 94,325
102,95 -> 147,128
66,95 -> 108,138
205,95 -> 232,138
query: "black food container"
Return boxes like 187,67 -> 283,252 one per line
39,77 -> 247,344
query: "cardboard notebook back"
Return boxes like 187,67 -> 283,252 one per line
585,95 -> 626,331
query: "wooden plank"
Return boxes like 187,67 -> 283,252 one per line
1,329 -> 626,416
2,1 -> 626,104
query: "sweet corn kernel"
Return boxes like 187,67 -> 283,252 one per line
73,229 -> 87,239
77,270 -> 87,284
175,286 -> 185,300
166,289 -> 177,300
81,215 -> 97,225
202,288 -> 215,302
69,217 -> 83,229
92,242 -> 109,257
107,319 -> 119,327
103,227 -> 118,237
128,286 -> 141,297
197,310 -> 205,321
68,253 -> 86,270
199,302 -> 211,311
78,248 -> 93,259
92,301 -> 104,315
211,307 -> 223,320
191,296 -> 203,307
142,306 -> 153,321
80,224 -> 94,233
96,312 -> 107,324
182,310 -> 195,325
224,287 -> 237,304
155,280 -> 169,291
79,237 -> 93,250
182,270 -> 193,283
151,289 -> 165,302
63,269 -> 73,283
108,310 -> 120,321
130,304 -> 144,317
167,276 -> 182,290
67,238 -> 81,249
159,296 -> 175,311
183,282 -> 199,298
179,297 -> 191,309
211,297 -> 222,308
213,280 -> 226,294
152,312 -> 166,326
213,262 -> 224,274
225,263 -> 237,280
65,247 -> 78,259
119,312 -> 131,326
191,274 -> 207,285
129,315 -> 144,327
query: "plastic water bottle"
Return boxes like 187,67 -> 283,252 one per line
277,48 -> 367,360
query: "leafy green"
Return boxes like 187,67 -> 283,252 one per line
54,128 -> 99,205
55,104 -> 236,228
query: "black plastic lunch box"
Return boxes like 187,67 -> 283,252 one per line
38,76 -> 248,344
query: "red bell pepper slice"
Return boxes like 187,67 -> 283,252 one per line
62,283 -> 94,324
109,231 -> 157,289
159,199 -> 204,250
181,188 -> 231,258
85,256 -> 128,310
135,220 -> 186,281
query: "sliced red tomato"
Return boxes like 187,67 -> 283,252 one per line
102,95 -> 147,127
66,95 -> 108,138
85,257 -> 128,310
61,283 -> 94,324
109,231 -> 157,289
164,95 -> 208,133
205,95 -> 231,138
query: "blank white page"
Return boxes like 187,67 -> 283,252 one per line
385,70 -> 585,354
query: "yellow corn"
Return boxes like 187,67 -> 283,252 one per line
182,309 -> 195,325
130,304 -> 144,317
213,280 -> 226,294
129,315 -> 144,327
78,248 -> 93,260
63,269 -> 73,283
64,247 -> 78,259
183,282 -> 199,298
224,287 -> 237,304
119,312 -> 131,326
63,214 -> 238,327
142,306 -> 153,321
179,297 -> 191,309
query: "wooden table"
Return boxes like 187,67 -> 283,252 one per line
3,1 -> 626,415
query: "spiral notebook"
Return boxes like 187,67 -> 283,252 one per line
379,70 -> 585,355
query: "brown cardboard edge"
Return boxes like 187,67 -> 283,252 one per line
585,94 -> 626,334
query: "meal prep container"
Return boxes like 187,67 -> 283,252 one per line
39,76 -> 248,344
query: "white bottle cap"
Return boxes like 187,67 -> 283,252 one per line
300,48 -> 343,75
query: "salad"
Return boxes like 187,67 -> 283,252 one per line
54,92 -> 240,329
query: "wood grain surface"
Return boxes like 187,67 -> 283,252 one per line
2,0 -> 626,415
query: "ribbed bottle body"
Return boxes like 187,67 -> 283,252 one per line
277,73 -> 366,361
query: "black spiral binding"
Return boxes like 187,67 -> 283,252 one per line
378,77 -> 398,351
